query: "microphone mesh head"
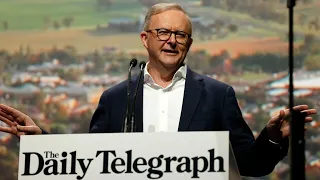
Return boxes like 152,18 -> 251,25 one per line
139,61 -> 146,69
130,59 -> 138,67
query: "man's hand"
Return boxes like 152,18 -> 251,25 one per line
0,104 -> 42,137
267,105 -> 317,141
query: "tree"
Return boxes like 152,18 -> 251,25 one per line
228,24 -> 238,33
57,68 -> 83,81
0,146 -> 18,180
62,17 -> 74,28
71,111 -> 93,133
305,34 -> 316,45
97,0 -> 113,9
201,0 -> 214,6
2,20 -> 8,31
297,13 -> 307,27
308,17 -> 319,31
225,0 -> 239,11
50,123 -> 69,134
213,19 -> 225,35
301,0 -> 313,4
0,56 -> 8,73
300,33 -> 317,53
53,21 -> 60,30
310,42 -> 320,55
304,54 -> 320,70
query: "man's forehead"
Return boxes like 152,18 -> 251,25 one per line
149,11 -> 191,32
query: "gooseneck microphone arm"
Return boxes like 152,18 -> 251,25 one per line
130,61 -> 146,132
122,59 -> 137,132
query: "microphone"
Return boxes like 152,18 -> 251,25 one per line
122,58 -> 138,132
129,61 -> 146,132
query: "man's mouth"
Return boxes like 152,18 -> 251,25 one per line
162,49 -> 179,54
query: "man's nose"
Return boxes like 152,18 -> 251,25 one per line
167,33 -> 177,47
169,33 -> 177,43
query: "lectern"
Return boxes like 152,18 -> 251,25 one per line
18,132 -> 241,180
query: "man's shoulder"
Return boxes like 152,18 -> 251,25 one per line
191,70 -> 231,90
102,78 -> 128,96
97,77 -> 129,103
108,79 -> 128,92
204,75 -> 230,88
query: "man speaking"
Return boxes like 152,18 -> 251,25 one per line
0,2 -> 317,178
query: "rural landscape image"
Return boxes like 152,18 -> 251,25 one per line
0,0 -> 319,179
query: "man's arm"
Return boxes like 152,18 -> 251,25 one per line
221,86 -> 289,177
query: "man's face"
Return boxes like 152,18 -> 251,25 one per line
140,10 -> 193,69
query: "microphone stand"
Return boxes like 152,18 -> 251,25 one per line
130,61 -> 146,132
287,1 -> 305,179
122,59 -> 137,132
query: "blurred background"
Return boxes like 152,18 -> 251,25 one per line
0,0 -> 319,179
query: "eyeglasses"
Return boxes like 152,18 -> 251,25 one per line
146,28 -> 191,45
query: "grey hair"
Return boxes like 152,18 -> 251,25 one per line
142,3 -> 192,35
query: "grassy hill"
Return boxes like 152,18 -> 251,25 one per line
0,0 -> 319,33
0,0 -> 143,31
0,0 -> 317,54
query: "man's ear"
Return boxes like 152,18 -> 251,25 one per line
140,31 -> 148,48
186,37 -> 193,52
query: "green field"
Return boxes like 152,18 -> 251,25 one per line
195,4 -> 319,37
0,0 -> 143,31
0,0 -> 318,39
219,71 -> 272,84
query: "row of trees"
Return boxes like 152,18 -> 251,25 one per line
232,33 -> 319,72
43,16 -> 74,30
192,20 -> 239,41
1,33 -> 318,84
296,14 -> 320,31
1,16 -> 74,31
201,0 -> 318,26
0,44 -> 137,85
301,34 -> 320,70
1,0 -> 112,31
201,0 -> 286,23
186,33 -> 319,74
202,0 -> 314,7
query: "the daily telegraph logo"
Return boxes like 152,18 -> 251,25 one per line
21,149 -> 226,179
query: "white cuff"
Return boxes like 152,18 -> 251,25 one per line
269,139 -> 280,145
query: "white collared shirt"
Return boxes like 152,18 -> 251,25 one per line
143,63 -> 186,132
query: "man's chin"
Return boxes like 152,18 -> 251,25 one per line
160,61 -> 182,69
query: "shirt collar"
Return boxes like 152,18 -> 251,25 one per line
144,62 -> 187,85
